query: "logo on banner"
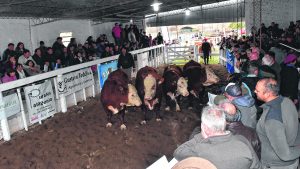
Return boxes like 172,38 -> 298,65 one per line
57,81 -> 67,93
98,61 -> 118,89
56,68 -> 94,96
24,80 -> 56,124
0,93 -> 21,119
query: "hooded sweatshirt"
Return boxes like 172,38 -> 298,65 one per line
232,95 -> 257,128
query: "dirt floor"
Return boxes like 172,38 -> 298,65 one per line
0,64 -> 228,169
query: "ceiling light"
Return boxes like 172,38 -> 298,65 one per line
151,1 -> 162,12
185,8 -> 191,16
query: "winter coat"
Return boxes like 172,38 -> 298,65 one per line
174,132 -> 262,169
227,121 -> 261,159
256,96 -> 300,168
232,95 -> 257,128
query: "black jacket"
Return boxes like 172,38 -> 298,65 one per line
117,52 -> 135,69
280,65 -> 299,100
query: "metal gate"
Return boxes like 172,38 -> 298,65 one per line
166,45 -> 196,65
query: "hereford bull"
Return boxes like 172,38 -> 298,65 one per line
162,65 -> 189,112
183,60 -> 220,109
135,66 -> 164,124
100,69 -> 141,130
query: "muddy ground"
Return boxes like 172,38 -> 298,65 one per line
0,64 -> 228,169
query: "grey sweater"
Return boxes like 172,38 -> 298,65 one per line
173,132 -> 262,169
256,96 -> 300,167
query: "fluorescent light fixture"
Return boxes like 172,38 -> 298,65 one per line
151,2 -> 162,12
185,8 -> 191,16
145,14 -> 157,18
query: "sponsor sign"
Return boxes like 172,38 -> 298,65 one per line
24,80 -> 56,124
0,93 -> 21,120
226,50 -> 235,74
56,68 -> 94,96
98,60 -> 118,89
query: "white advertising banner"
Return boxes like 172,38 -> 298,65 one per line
24,80 -> 56,124
56,68 -> 94,96
0,93 -> 21,120
137,52 -> 149,70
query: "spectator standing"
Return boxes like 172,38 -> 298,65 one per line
117,46 -> 135,79
201,38 -> 211,65
255,78 -> 300,169
223,83 -> 257,128
52,37 -> 65,61
128,29 -> 137,44
112,23 -> 122,46
39,41 -> 48,57
280,54 -> 299,105
156,32 -> 164,45
219,102 -> 261,159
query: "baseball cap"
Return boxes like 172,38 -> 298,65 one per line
223,82 -> 242,97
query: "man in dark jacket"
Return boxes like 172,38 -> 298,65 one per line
201,38 -> 211,65
52,37 -> 65,61
117,46 -> 135,79
220,101 -> 261,159
280,54 -> 299,105
255,78 -> 300,169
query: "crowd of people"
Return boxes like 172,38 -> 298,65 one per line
0,23 -> 164,84
173,20 -> 300,169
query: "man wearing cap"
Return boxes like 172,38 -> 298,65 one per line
255,78 -> 300,169
223,82 -> 257,128
280,54 -> 299,105
174,106 -> 262,169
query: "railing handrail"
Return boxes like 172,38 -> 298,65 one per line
0,44 -> 164,92
279,43 -> 300,52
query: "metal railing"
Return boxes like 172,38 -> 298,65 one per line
0,44 -> 165,141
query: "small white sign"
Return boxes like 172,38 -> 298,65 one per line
24,80 -> 56,124
0,93 -> 21,119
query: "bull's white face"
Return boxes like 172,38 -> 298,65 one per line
127,84 -> 142,106
176,77 -> 189,97
144,75 -> 156,100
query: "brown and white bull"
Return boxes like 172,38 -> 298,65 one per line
100,69 -> 141,130
183,60 -> 220,109
135,66 -> 164,124
162,65 -> 189,112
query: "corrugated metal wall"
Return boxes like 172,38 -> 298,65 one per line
145,0 -> 245,27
